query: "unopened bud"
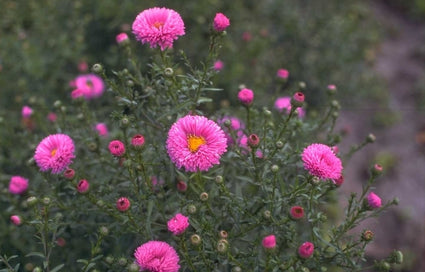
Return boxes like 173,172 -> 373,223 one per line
366,133 -> 376,143
118,257 -> 127,266
176,181 -> 187,192
105,256 -> 114,264
187,204 -> 197,214
33,267 -> 42,272
330,100 -> 340,110
291,92 -> 305,108
92,63 -> 103,74
362,230 -> 374,241
271,165 -> 279,173
390,250 -> 403,264
217,239 -> 229,253
53,100 -> 62,108
99,226 -> 109,236
200,192 -> 209,201
275,141 -> 284,149
215,175 -> 223,184
263,210 -> 271,219
42,197 -> 51,205
27,196 -> 38,206
190,234 -> 202,246
248,134 -> 260,148
392,197 -> 399,205
219,230 -> 228,239
164,67 -> 174,77
372,164 -> 383,176
120,117 -> 130,128
128,263 -> 139,272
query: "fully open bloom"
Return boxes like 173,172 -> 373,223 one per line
301,143 -> 342,180
72,74 -> 105,100
167,213 -> 189,235
213,13 -> 230,32
108,140 -> 125,157
34,134 -> 75,174
9,176 -> 29,195
134,241 -> 180,272
262,235 -> 276,249
238,88 -> 254,106
166,115 -> 227,172
298,242 -> 314,258
132,7 -> 185,50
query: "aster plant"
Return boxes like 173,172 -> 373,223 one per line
0,6 -> 402,272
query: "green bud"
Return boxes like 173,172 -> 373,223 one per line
190,234 -> 202,246
127,80 -> 134,87
332,111 -> 339,118
331,100 -> 340,110
105,256 -> 114,264
200,192 -> 209,201
275,141 -> 284,149
215,175 -> 223,184
164,67 -> 174,77
53,100 -> 62,108
263,108 -> 272,117
60,106 -> 66,113
263,210 -> 271,219
366,133 -> 376,143
42,197 -> 50,205
33,267 -> 42,272
87,142 -> 97,152
118,257 -> 127,266
301,267 -> 310,272
187,204 -> 197,214
232,267 -> 242,272
120,117 -> 130,128
99,226 -> 109,236
389,250 -> 403,264
128,263 -> 139,272
96,200 -> 104,207
392,197 -> 399,205
271,165 -> 279,173
24,263 -> 34,271
27,196 -> 38,206
217,239 -> 229,253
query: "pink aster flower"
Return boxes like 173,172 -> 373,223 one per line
10,215 -> 21,226
298,242 -> 314,258
213,13 -> 230,32
116,32 -> 129,44
262,235 -> 276,249
131,134 -> 145,147
213,60 -> 224,71
72,74 -> 105,100
116,197 -> 131,212
238,88 -> 254,106
63,168 -> 75,180
274,97 -> 305,118
301,143 -> 342,180
108,140 -> 125,157
367,192 -> 382,209
95,123 -> 109,137
132,7 -> 185,51
77,179 -> 90,194
22,106 -> 33,118
290,206 -> 304,220
167,213 -> 189,235
166,115 -> 227,172
276,69 -> 289,79
9,176 -> 29,195
34,134 -> 75,174
134,241 -> 180,272
47,112 -> 57,122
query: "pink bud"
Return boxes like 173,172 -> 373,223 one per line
116,32 -> 129,44
95,123 -> 109,138
9,176 -> 29,195
116,197 -> 131,212
367,192 -> 382,209
10,215 -> 21,226
327,84 -> 337,91
56,237 -> 66,247
298,241 -> 314,258
248,134 -> 260,148
177,181 -> 188,192
47,112 -> 57,122
293,92 -> 305,103
131,134 -> 145,147
78,61 -> 88,72
262,235 -> 276,249
108,140 -> 125,157
334,175 -> 344,187
213,60 -> 224,71
63,168 -> 75,180
276,69 -> 289,79
290,206 -> 304,220
238,88 -> 254,106
213,13 -> 230,32
77,179 -> 90,193
22,106 -> 33,118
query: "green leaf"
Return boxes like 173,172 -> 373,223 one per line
25,252 -> 45,259
197,97 -> 212,104
50,264 -> 64,272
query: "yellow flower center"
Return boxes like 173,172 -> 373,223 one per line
51,148 -> 57,157
153,21 -> 164,29
187,135 -> 206,153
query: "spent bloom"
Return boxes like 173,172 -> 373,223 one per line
367,192 -> 382,209
21,106 -> 33,118
167,213 -> 190,235
298,242 -> 314,258
108,140 -> 125,157
166,115 -> 227,172
116,197 -> 131,212
213,13 -> 230,32
238,88 -> 254,106
301,143 -> 343,180
116,32 -> 129,44
10,215 -> 21,226
72,74 -> 105,100
290,206 -> 305,220
34,134 -> 75,174
134,241 -> 180,272
262,235 -> 276,249
9,176 -> 29,195
132,7 -> 185,51
95,123 -> 109,137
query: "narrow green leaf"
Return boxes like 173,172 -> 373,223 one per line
50,264 -> 64,272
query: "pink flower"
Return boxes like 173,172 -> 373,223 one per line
262,235 -> 276,249
47,112 -> 57,122
131,134 -> 145,147
132,7 -> 185,51
238,88 -> 254,106
327,84 -> 337,91
10,215 -> 21,226
72,74 -> 105,100
77,179 -> 90,193
78,61 -> 88,72
134,241 -> 180,272
248,134 -> 260,148
176,181 -> 187,192
367,192 -> 382,209
166,115 -> 227,172
293,92 -> 305,103
22,106 -> 33,118
150,176 -> 165,191
108,140 -> 125,157
34,134 -> 75,174
298,242 -> 314,258
167,213 -> 189,235
242,31 -> 252,41
290,206 -> 304,220
274,97 -> 305,118
9,176 -> 29,195
301,143 -> 343,180
334,175 -> 344,187
116,197 -> 131,212
276,69 -> 289,79
95,123 -> 109,137
213,13 -> 230,32
213,60 -> 224,71
116,32 -> 129,44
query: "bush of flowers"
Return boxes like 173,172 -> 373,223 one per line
0,6 -> 402,272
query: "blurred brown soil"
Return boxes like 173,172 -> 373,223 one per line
337,1 -> 425,271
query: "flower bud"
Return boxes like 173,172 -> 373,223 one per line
118,257 -> 127,266
87,142 -> 97,152
77,179 -> 90,194
200,192 -> 209,201
263,210 -> 271,219
63,168 -> 75,180
164,67 -> 174,77
131,134 -> 145,147
27,196 -> 38,206
367,192 -> 382,209
99,226 -> 109,236
291,92 -> 305,108
128,263 -> 139,272
298,242 -> 314,259
53,100 -> 62,108
217,239 -> 229,253
120,117 -> 130,128
271,165 -> 279,173
362,230 -> 374,241
248,134 -> 260,148
275,141 -> 284,149
10,215 -> 22,226
215,175 -> 223,184
176,181 -> 187,192
238,88 -> 254,106
374,261 -> 391,271
372,164 -> 383,176
96,200 -> 104,208
232,267 -> 242,272
262,234 -> 276,249
219,230 -> 228,239
190,234 -> 202,246
330,100 -> 340,110
327,84 -> 337,95
115,33 -> 129,44
56,237 -> 66,247
392,197 -> 399,205
92,63 -> 103,74
334,175 -> 344,187
389,250 -> 403,264
42,197 -> 51,205
33,267 -> 42,272
116,197 -> 131,212
366,133 -> 376,143
290,206 -> 304,220
105,256 -> 114,264
127,80 -> 134,87
187,204 -> 197,214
